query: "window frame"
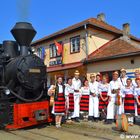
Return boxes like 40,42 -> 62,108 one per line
70,35 -> 80,54
37,47 -> 45,59
49,41 -> 62,59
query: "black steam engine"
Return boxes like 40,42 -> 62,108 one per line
0,22 -> 52,129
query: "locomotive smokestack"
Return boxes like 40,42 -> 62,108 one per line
11,22 -> 36,55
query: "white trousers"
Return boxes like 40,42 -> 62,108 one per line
71,92 -> 80,118
107,97 -> 123,119
88,95 -> 99,117
135,103 -> 138,116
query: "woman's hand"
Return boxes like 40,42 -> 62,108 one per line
48,89 -> 55,96
93,93 -> 96,97
103,97 -> 108,102
108,96 -> 111,102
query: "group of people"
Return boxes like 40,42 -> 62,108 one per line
48,69 -> 140,128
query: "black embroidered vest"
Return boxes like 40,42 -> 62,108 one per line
54,84 -> 65,101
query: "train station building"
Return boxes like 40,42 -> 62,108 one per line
32,13 -> 140,85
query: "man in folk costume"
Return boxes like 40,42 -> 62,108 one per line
65,77 -> 74,121
98,76 -> 109,121
48,75 -> 65,128
88,73 -> 99,122
118,68 -> 128,88
134,78 -> 140,117
106,71 -> 123,124
71,70 -> 81,122
118,68 -> 128,114
122,78 -> 135,125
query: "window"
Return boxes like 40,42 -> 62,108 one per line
37,47 -> 45,59
49,44 -> 57,58
70,36 -> 80,53
49,41 -> 62,58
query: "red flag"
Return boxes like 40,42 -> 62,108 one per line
54,41 -> 63,55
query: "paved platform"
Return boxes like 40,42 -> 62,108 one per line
0,121 -> 139,140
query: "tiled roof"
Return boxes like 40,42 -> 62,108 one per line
87,38 -> 140,62
32,18 -> 140,45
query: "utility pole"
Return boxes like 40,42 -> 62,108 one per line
84,24 -> 88,60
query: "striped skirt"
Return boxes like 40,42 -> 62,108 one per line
124,94 -> 135,114
54,93 -> 65,114
99,92 -> 108,111
80,95 -> 89,112
137,95 -> 140,115
69,93 -> 74,112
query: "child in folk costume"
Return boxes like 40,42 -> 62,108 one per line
80,79 -> 90,120
89,73 -> 99,122
98,76 -> 109,120
48,76 -> 65,128
122,78 -> 135,125
134,78 -> 140,116
106,71 -> 122,124
65,77 -> 74,120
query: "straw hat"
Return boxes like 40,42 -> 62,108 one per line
74,70 -> 80,75
90,73 -> 96,78
135,69 -> 140,74
56,75 -> 63,79
96,72 -> 101,76
121,68 -> 126,72
102,75 -> 107,79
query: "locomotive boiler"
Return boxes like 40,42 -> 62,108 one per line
0,22 -> 52,129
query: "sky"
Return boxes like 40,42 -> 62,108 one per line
0,0 -> 140,43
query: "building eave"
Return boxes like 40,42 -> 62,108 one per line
31,17 -> 140,46
84,51 -> 140,64
47,61 -> 83,72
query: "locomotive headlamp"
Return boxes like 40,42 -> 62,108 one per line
5,89 -> 10,95
31,47 -> 35,52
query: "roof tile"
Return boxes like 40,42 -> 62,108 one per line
32,18 -> 140,45
88,38 -> 140,60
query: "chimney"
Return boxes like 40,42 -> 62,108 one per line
123,23 -> 130,36
97,13 -> 105,22
11,22 -> 36,56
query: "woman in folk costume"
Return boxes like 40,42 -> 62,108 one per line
134,78 -> 140,116
65,77 -> 74,120
106,71 -> 122,124
96,73 -> 102,83
88,73 -> 99,122
80,79 -> 90,120
122,78 -> 135,125
98,76 -> 109,120
48,76 -> 65,128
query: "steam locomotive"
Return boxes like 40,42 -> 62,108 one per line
0,22 -> 52,129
